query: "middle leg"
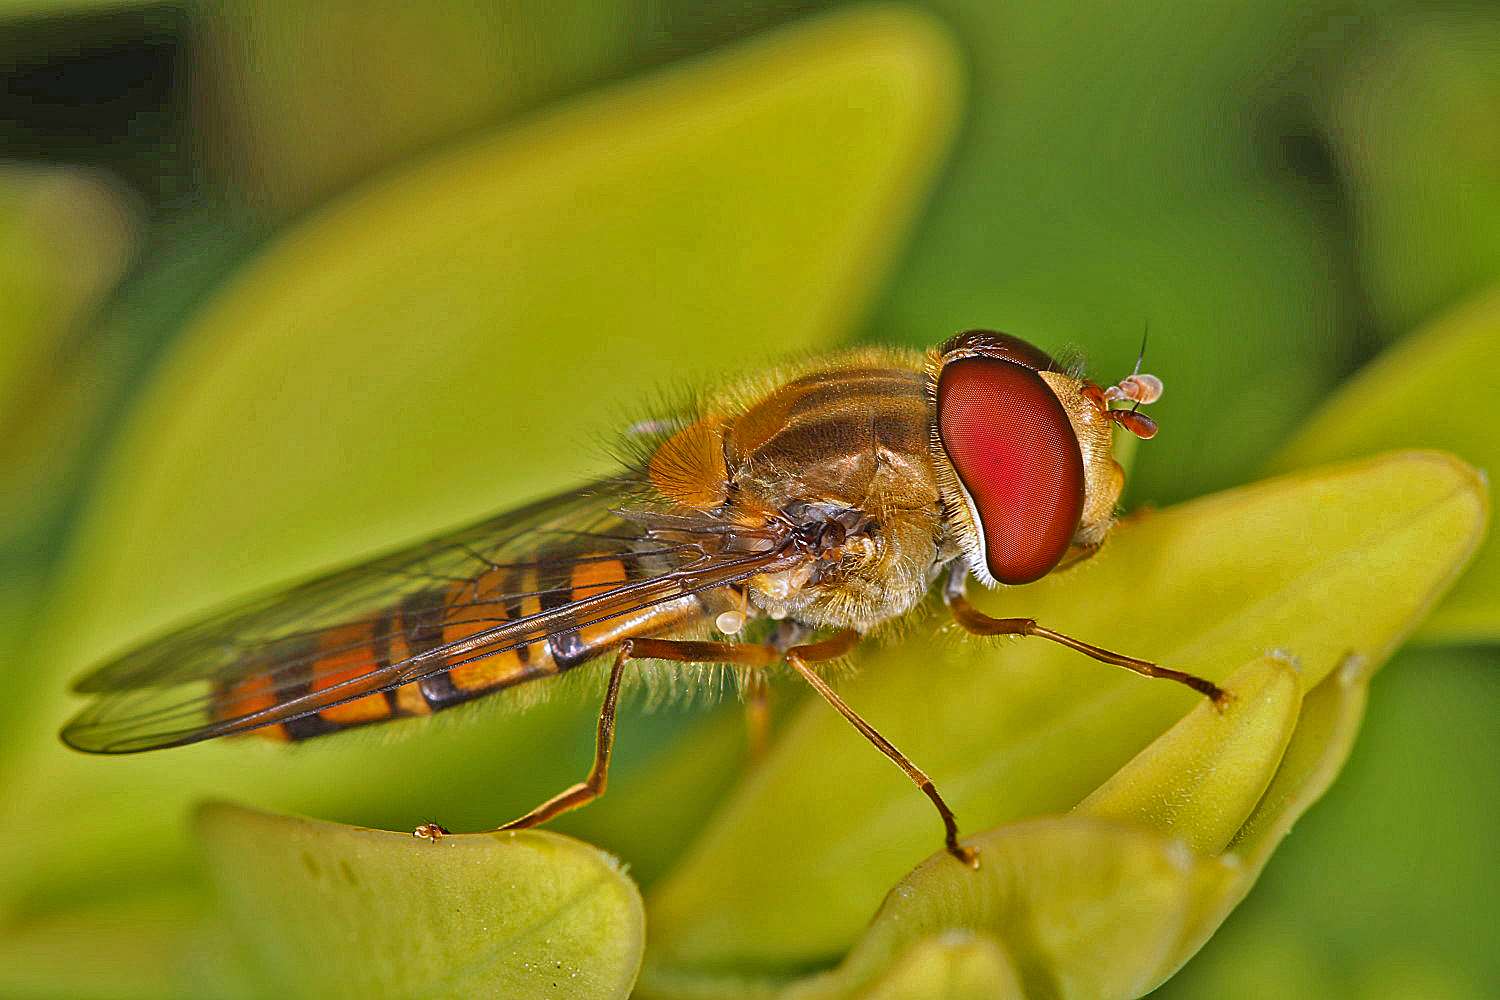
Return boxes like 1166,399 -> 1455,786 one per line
494,636 -> 780,832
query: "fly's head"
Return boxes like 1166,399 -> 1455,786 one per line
927,330 -> 1162,588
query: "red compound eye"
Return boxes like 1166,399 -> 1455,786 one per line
937,357 -> 1084,585
940,330 -> 1057,371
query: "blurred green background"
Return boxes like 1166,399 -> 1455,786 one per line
0,1 -> 1496,998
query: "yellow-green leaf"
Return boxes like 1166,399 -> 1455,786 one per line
1164,650 -> 1372,983
1075,654 -> 1302,854
1226,652 -> 1371,866
643,451 -> 1484,977
196,803 -> 643,1000
797,932 -> 1026,1000
751,818 -> 1218,1000
1270,286 -> 1500,641
730,649 -> 1369,1000
851,934 -> 1026,1000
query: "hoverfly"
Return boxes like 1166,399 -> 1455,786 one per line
62,331 -> 1225,866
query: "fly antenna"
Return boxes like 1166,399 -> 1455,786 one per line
1128,324 -> 1149,412
1101,323 -> 1162,438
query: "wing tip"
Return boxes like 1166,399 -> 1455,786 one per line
58,711 -> 201,754
58,720 -> 120,754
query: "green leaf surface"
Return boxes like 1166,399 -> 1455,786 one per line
196,803 -> 643,1000
0,893 -> 204,1000
643,451 -> 1485,978
1,5 -> 958,916
1156,649 -> 1372,989
1225,651 -> 1370,866
1076,654 -> 1303,854
765,818 -> 1221,1000
1270,286 -> 1500,641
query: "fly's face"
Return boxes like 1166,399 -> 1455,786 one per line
928,330 -> 1163,588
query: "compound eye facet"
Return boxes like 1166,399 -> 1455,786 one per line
937,357 -> 1085,585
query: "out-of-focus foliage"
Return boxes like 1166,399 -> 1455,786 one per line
0,168 -> 132,470
1,0 -> 1497,998
0,165 -> 136,743
0,166 -> 134,545
1324,18 -> 1500,339
200,0 -> 633,218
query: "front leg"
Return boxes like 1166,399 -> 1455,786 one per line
944,578 -> 1229,708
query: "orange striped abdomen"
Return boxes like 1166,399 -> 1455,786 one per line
215,552 -> 703,741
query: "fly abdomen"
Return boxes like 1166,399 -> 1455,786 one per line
213,547 -> 705,741
544,556 -> 707,669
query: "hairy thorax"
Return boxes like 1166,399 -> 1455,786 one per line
720,361 -> 945,632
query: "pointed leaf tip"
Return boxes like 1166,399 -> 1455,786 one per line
1075,654 -> 1304,854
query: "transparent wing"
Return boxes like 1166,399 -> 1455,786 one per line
61,475 -> 795,753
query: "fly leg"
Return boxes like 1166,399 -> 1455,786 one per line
783,629 -> 978,868
491,631 -> 978,869
494,636 -> 780,832
944,583 -> 1229,708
